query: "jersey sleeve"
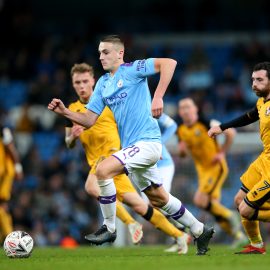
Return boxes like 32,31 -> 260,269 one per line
125,58 -> 156,78
209,119 -> 221,128
85,78 -> 105,115
158,114 -> 177,143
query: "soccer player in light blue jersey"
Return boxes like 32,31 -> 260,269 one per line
48,35 -> 214,255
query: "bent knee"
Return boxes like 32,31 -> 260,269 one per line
234,193 -> 245,208
193,196 -> 209,209
85,182 -> 99,198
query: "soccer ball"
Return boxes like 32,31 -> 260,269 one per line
3,231 -> 34,258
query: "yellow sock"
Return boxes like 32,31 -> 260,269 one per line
217,219 -> 233,235
0,207 -> 13,238
150,209 -> 184,238
210,200 -> 232,220
241,217 -> 262,245
116,200 -> 135,225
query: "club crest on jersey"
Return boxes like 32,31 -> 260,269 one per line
117,79 -> 123,88
265,106 -> 270,116
195,129 -> 201,136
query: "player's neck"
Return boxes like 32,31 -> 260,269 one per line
109,61 -> 124,76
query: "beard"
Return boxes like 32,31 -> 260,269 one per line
253,88 -> 269,98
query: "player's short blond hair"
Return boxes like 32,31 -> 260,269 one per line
70,63 -> 94,77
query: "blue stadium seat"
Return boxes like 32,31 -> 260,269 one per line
32,132 -> 62,161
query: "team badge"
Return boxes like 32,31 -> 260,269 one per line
195,129 -> 201,136
265,106 -> 270,116
117,79 -> 123,88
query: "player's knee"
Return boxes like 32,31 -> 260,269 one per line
238,204 -> 254,220
95,165 -> 108,180
85,182 -> 99,198
234,194 -> 242,208
193,196 -> 207,209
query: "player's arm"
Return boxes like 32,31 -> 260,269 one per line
178,140 -> 188,157
159,114 -> 177,143
152,58 -> 177,118
3,128 -> 23,180
220,128 -> 236,154
208,107 -> 259,138
48,98 -> 99,128
65,125 -> 84,149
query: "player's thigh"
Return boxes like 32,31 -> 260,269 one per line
122,192 -> 148,214
246,178 -> 270,209
114,174 -> 137,202
96,155 -> 125,179
240,157 -> 262,191
197,163 -> 227,200
0,174 -> 14,201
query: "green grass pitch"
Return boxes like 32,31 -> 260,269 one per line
1,244 -> 269,270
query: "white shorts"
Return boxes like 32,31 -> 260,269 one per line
112,141 -> 162,191
158,164 -> 175,193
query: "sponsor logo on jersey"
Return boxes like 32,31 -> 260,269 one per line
105,92 -> 127,105
265,106 -> 270,116
136,60 -> 146,71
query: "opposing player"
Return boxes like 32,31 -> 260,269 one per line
208,62 -> 270,254
177,98 -> 247,246
0,124 -> 23,242
66,63 -> 189,252
48,35 -> 214,255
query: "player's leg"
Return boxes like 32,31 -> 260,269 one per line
113,141 -> 214,254
85,172 -> 137,228
144,184 -> 214,255
0,166 -> 14,242
196,162 -> 244,241
85,156 -> 125,245
122,191 -> 188,253
234,156 -> 269,254
234,189 -> 265,254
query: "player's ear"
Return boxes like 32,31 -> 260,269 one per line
118,49 -> 124,59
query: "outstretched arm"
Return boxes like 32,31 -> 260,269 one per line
208,107 -> 259,138
151,58 -> 177,118
48,98 -> 99,128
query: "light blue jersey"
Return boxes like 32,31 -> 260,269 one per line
86,58 -> 161,148
157,113 -> 177,167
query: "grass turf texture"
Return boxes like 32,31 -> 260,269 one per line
1,244 -> 270,270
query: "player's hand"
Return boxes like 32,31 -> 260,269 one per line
151,97 -> 163,118
208,126 -> 223,138
71,125 -> 84,138
48,98 -> 66,115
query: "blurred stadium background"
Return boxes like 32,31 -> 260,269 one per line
1,0 -> 270,247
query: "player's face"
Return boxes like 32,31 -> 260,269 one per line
98,42 -> 124,73
178,99 -> 198,125
72,72 -> 95,103
252,70 -> 270,98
